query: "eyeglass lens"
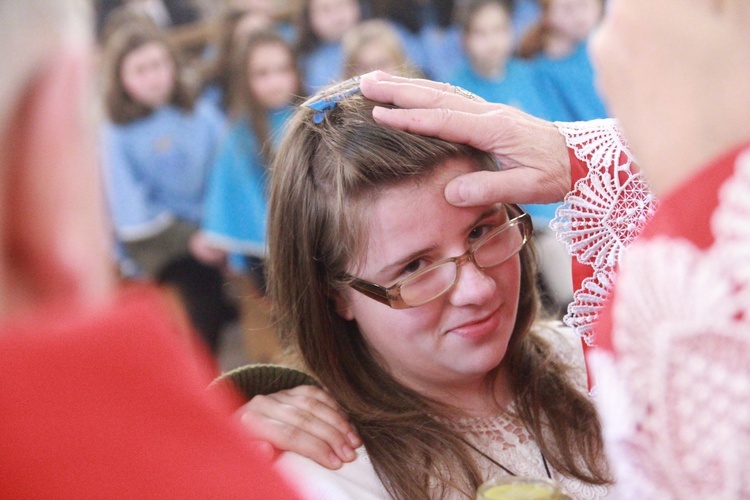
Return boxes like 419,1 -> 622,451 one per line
399,222 -> 525,307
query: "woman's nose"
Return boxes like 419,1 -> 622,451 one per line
448,260 -> 496,307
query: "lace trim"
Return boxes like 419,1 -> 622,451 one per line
437,327 -> 608,498
593,148 -> 750,497
445,409 -> 608,499
551,119 -> 657,345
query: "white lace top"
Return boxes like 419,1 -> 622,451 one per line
551,119 -> 657,347
448,325 -> 610,500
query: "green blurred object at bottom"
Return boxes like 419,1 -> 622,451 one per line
476,477 -> 572,500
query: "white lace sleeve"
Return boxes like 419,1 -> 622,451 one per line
550,119 -> 657,346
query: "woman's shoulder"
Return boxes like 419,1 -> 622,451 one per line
275,447 -> 388,500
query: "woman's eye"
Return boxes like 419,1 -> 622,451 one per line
468,224 -> 495,242
402,260 -> 423,275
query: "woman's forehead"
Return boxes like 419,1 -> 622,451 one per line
350,158 -> 497,269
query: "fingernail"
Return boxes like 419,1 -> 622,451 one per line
329,452 -> 342,468
445,179 -> 467,205
340,445 -> 356,461
372,106 -> 391,120
347,432 -> 361,447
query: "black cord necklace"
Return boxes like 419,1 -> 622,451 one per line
460,437 -> 553,480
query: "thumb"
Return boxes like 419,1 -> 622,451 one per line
444,170 -> 522,206
445,169 -> 561,207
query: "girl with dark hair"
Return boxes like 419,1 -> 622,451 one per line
200,29 -> 303,294
100,22 -> 236,353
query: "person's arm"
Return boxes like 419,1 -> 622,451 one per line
100,124 -> 174,241
551,119 -> 656,346
237,386 -> 361,470
212,365 -> 361,470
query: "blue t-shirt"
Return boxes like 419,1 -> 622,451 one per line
449,58 -> 562,121
101,99 -> 226,241
300,41 -> 344,94
201,107 -> 292,257
532,41 -> 609,122
420,25 -> 464,82
448,58 -> 565,224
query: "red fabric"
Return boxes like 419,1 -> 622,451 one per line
0,285 -> 298,499
568,148 -> 593,305
568,147 -> 600,378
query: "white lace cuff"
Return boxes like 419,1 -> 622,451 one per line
550,119 -> 657,345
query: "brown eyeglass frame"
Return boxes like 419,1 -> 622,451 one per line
348,205 -> 533,309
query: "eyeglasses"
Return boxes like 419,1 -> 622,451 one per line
348,208 -> 533,309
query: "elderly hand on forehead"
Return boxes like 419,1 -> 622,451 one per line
354,0 -> 750,207
358,73 -> 572,208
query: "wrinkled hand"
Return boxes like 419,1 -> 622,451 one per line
236,385 -> 361,469
360,72 -> 571,207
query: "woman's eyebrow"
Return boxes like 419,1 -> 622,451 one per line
464,206 -> 505,233
375,206 -> 504,278
377,244 -> 439,278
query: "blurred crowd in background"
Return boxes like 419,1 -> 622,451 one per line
94,0 -> 608,365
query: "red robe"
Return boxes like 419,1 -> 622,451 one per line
0,285 -> 298,498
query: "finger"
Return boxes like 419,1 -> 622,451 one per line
270,389 -> 360,446
444,169 -> 562,207
361,75 -> 488,112
242,411 -> 347,470
371,107 -> 500,152
240,394 -> 359,463
282,385 -> 348,417
370,72 -> 486,102
368,70 -> 451,87
364,70 -> 457,94
248,439 -> 279,462
279,386 -> 359,444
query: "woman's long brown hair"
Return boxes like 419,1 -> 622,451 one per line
268,94 -> 611,498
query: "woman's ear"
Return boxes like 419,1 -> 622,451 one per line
332,290 -> 355,321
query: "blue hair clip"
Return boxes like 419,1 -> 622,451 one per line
301,76 -> 362,124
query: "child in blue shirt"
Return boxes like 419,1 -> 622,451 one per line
518,0 -> 608,121
449,0 -> 562,121
100,22 -> 236,353
295,0 -> 362,93
200,30 -> 302,294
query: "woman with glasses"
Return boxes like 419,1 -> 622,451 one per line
258,79 -> 611,498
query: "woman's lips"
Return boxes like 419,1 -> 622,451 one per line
447,308 -> 501,340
